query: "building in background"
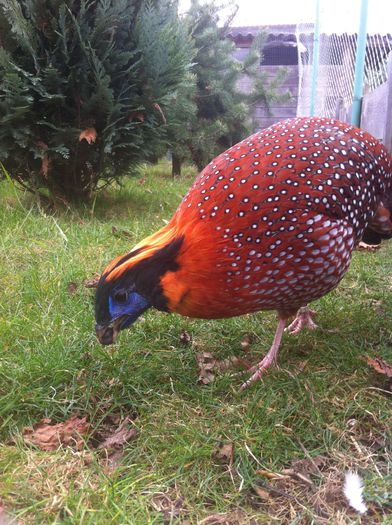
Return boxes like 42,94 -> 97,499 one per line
227,25 -> 299,131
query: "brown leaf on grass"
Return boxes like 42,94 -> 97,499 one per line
138,177 -> 147,185
254,485 -> 270,500
196,351 -> 216,385
151,492 -> 185,521
213,441 -> 234,464
111,225 -> 132,238
79,127 -> 97,144
290,455 -> 325,476
97,417 -> 138,450
83,273 -> 101,288
67,282 -> 78,295
23,415 -> 89,451
365,356 -> 392,377
179,330 -> 192,344
196,351 -> 251,385
198,510 -> 249,525
256,469 -> 288,480
281,468 -> 314,488
240,335 -> 251,351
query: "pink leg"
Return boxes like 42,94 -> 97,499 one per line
240,318 -> 286,391
286,306 -> 317,335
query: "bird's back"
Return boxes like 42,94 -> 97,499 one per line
164,117 -> 391,319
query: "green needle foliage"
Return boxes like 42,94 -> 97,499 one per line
168,0 -> 289,176
0,0 -> 193,201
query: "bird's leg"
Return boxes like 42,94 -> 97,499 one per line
286,306 -> 317,335
240,317 -> 286,391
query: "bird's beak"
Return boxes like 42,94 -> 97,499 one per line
95,317 -> 125,345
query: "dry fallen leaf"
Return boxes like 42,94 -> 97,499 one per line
23,415 -> 89,451
198,510 -> 248,525
83,273 -> 101,288
196,351 -> 250,385
67,282 -> 78,295
179,330 -> 192,344
254,485 -> 270,500
97,417 -> 138,450
256,469 -> 288,480
111,226 -> 132,238
281,468 -> 314,488
365,356 -> 392,377
213,441 -> 234,464
240,335 -> 251,351
196,351 -> 216,385
151,492 -> 184,520
79,127 -> 97,144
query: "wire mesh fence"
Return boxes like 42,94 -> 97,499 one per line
296,0 -> 392,120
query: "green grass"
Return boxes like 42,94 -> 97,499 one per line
0,163 -> 391,524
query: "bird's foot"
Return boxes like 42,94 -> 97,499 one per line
240,352 -> 276,391
286,306 -> 317,335
240,318 -> 286,391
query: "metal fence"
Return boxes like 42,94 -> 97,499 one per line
296,0 -> 392,126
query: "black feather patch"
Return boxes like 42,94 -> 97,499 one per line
95,236 -> 184,325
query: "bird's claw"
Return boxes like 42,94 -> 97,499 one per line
286,306 -> 317,335
239,351 -> 276,391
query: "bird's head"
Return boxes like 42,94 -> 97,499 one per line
95,228 -> 184,345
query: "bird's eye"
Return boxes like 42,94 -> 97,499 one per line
114,290 -> 128,303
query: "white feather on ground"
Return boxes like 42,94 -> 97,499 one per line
343,471 -> 367,514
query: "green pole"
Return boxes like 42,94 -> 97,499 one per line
309,0 -> 321,116
351,0 -> 369,126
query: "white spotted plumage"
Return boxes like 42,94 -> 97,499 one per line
176,117 -> 392,318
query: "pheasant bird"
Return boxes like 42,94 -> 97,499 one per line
95,117 -> 392,388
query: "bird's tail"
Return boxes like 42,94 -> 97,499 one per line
362,201 -> 392,245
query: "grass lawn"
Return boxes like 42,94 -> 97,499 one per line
0,163 -> 391,524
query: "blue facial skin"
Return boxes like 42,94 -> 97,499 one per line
109,292 -> 151,329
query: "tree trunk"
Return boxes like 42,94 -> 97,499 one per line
172,154 -> 182,178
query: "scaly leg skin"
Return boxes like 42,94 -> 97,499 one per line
240,318 -> 286,391
286,306 -> 317,335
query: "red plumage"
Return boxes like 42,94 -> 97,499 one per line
96,117 -> 392,387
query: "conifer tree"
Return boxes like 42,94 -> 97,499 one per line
168,0 -> 289,174
0,0 -> 193,201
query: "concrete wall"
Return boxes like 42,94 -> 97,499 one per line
360,53 -> 392,152
335,53 -> 392,153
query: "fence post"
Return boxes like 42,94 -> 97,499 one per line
309,0 -> 321,116
384,52 -> 392,152
351,0 -> 369,126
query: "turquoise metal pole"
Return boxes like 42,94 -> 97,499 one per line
351,0 -> 369,126
309,0 -> 321,116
